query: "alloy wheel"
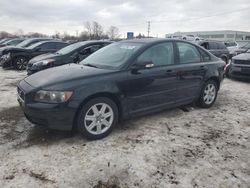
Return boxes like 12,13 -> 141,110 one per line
203,83 -> 216,105
16,58 -> 27,70
84,103 -> 114,135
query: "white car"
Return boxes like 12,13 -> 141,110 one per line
224,41 -> 239,59
170,35 -> 202,41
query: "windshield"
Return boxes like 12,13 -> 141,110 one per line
242,42 -> 250,49
225,42 -> 237,47
57,42 -> 86,55
16,39 -> 33,48
80,42 -> 143,69
25,42 -> 42,49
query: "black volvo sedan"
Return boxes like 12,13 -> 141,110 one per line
17,39 -> 225,139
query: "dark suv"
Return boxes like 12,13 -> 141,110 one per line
198,40 -> 229,64
17,39 -> 225,140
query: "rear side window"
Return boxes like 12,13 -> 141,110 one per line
177,42 -> 201,64
137,42 -> 174,66
198,48 -> 211,62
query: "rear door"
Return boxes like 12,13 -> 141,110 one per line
174,42 -> 208,104
124,42 -> 178,114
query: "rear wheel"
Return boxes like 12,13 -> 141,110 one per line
197,80 -> 218,108
77,97 -> 118,140
14,56 -> 28,70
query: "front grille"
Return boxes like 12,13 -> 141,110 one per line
234,60 -> 250,65
17,87 -> 25,101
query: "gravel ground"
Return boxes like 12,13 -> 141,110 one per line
0,68 -> 250,188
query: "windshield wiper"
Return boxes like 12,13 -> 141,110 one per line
83,63 -> 98,68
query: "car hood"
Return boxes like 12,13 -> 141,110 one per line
29,53 -> 61,64
0,46 -> 28,55
233,53 -> 250,60
24,63 -> 115,88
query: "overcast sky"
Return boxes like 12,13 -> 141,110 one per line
0,0 -> 249,37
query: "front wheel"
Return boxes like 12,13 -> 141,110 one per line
14,56 -> 28,70
197,80 -> 218,108
77,97 -> 119,140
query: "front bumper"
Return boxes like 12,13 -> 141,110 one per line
17,81 -> 78,131
0,57 -> 12,68
26,64 -> 48,75
230,65 -> 250,79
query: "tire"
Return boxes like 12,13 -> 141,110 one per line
183,37 -> 187,40
197,80 -> 218,108
77,97 -> 119,140
13,56 -> 28,70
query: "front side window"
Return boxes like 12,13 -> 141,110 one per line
137,42 -> 174,66
39,42 -> 57,50
177,42 -> 201,64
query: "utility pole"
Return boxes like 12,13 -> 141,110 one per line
147,21 -> 150,38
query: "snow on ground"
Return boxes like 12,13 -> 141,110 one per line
0,68 -> 250,188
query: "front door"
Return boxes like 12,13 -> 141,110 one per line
124,42 -> 178,115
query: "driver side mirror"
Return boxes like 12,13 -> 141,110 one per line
131,61 -> 154,70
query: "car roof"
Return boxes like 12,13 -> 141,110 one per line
117,38 -> 178,45
72,40 -> 112,46
35,40 -> 66,45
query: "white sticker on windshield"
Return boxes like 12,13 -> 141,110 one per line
120,45 -> 137,50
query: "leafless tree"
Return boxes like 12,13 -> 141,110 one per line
107,26 -> 120,39
84,21 -> 105,39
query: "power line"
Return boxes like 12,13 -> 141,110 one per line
114,6 -> 250,28
151,7 -> 250,23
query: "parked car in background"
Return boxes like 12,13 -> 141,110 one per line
0,38 -> 11,44
27,40 -> 112,75
1,41 -> 68,70
197,40 -> 229,64
17,39 -> 225,140
224,41 -> 239,59
0,38 -> 55,56
230,42 -> 250,57
225,49 -> 250,79
0,38 -> 25,48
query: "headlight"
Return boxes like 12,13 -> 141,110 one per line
33,59 -> 55,67
34,90 -> 73,103
1,53 -> 11,60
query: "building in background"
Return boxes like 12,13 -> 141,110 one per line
165,30 -> 250,41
